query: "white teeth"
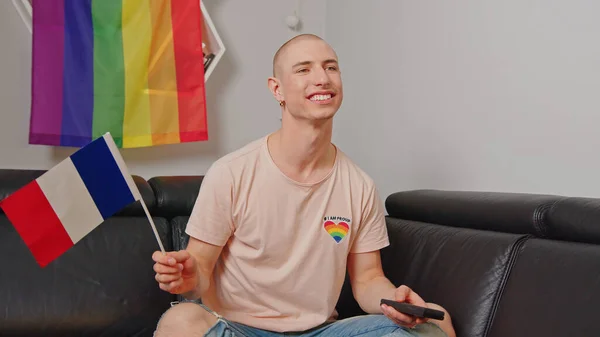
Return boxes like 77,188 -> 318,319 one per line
310,94 -> 332,101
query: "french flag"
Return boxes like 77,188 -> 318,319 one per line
0,133 -> 141,267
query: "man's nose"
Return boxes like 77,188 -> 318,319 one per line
313,68 -> 331,86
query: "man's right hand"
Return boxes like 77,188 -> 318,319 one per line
152,250 -> 198,294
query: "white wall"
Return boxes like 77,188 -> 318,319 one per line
327,0 -> 600,198
0,0 -> 325,179
4,0 -> 600,200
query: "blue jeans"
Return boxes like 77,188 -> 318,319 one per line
199,304 -> 447,337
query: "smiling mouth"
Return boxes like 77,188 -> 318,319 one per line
309,93 -> 334,102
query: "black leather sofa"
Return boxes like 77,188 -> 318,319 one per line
1,169 -> 598,336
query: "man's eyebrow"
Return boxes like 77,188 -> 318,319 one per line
292,61 -> 312,68
292,59 -> 338,68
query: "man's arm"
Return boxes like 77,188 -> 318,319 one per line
181,237 -> 224,300
152,236 -> 224,299
347,250 -> 456,336
180,161 -> 233,299
154,161 -> 234,299
347,250 -> 397,314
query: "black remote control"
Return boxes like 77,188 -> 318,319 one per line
380,299 -> 445,321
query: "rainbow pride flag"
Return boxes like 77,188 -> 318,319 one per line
29,0 -> 208,148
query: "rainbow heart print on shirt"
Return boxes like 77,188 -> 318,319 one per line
323,218 -> 350,243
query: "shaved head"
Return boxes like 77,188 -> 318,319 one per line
272,34 -> 335,78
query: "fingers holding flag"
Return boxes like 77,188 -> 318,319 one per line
152,250 -> 197,294
153,250 -> 188,267
153,258 -> 183,274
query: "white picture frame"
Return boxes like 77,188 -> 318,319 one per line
10,0 -> 225,82
11,0 -> 32,33
199,1 -> 226,80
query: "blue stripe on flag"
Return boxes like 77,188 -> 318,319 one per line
70,136 -> 135,219
61,0 -> 94,147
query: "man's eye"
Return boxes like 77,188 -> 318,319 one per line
327,66 -> 338,71
297,68 -> 309,73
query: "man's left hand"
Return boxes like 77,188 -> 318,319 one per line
380,285 -> 429,329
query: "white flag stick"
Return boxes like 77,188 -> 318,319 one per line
139,197 -> 166,253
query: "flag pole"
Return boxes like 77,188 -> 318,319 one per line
139,197 -> 166,253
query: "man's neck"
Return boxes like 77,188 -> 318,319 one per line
268,117 -> 336,184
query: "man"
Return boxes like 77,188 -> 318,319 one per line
152,34 -> 456,337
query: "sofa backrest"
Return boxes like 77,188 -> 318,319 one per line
0,169 -> 175,336
385,189 -> 600,337
385,189 -> 565,237
147,176 -> 204,219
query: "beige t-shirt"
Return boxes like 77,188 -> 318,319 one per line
185,135 -> 389,332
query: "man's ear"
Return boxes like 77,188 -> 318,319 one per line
267,76 -> 284,103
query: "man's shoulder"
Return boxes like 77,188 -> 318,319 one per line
207,135 -> 267,174
335,147 -> 377,188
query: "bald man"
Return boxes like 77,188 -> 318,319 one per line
152,34 -> 456,337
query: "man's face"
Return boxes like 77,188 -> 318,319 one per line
275,39 -> 343,121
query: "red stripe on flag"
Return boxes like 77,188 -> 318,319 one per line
171,0 -> 208,142
0,181 -> 73,267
